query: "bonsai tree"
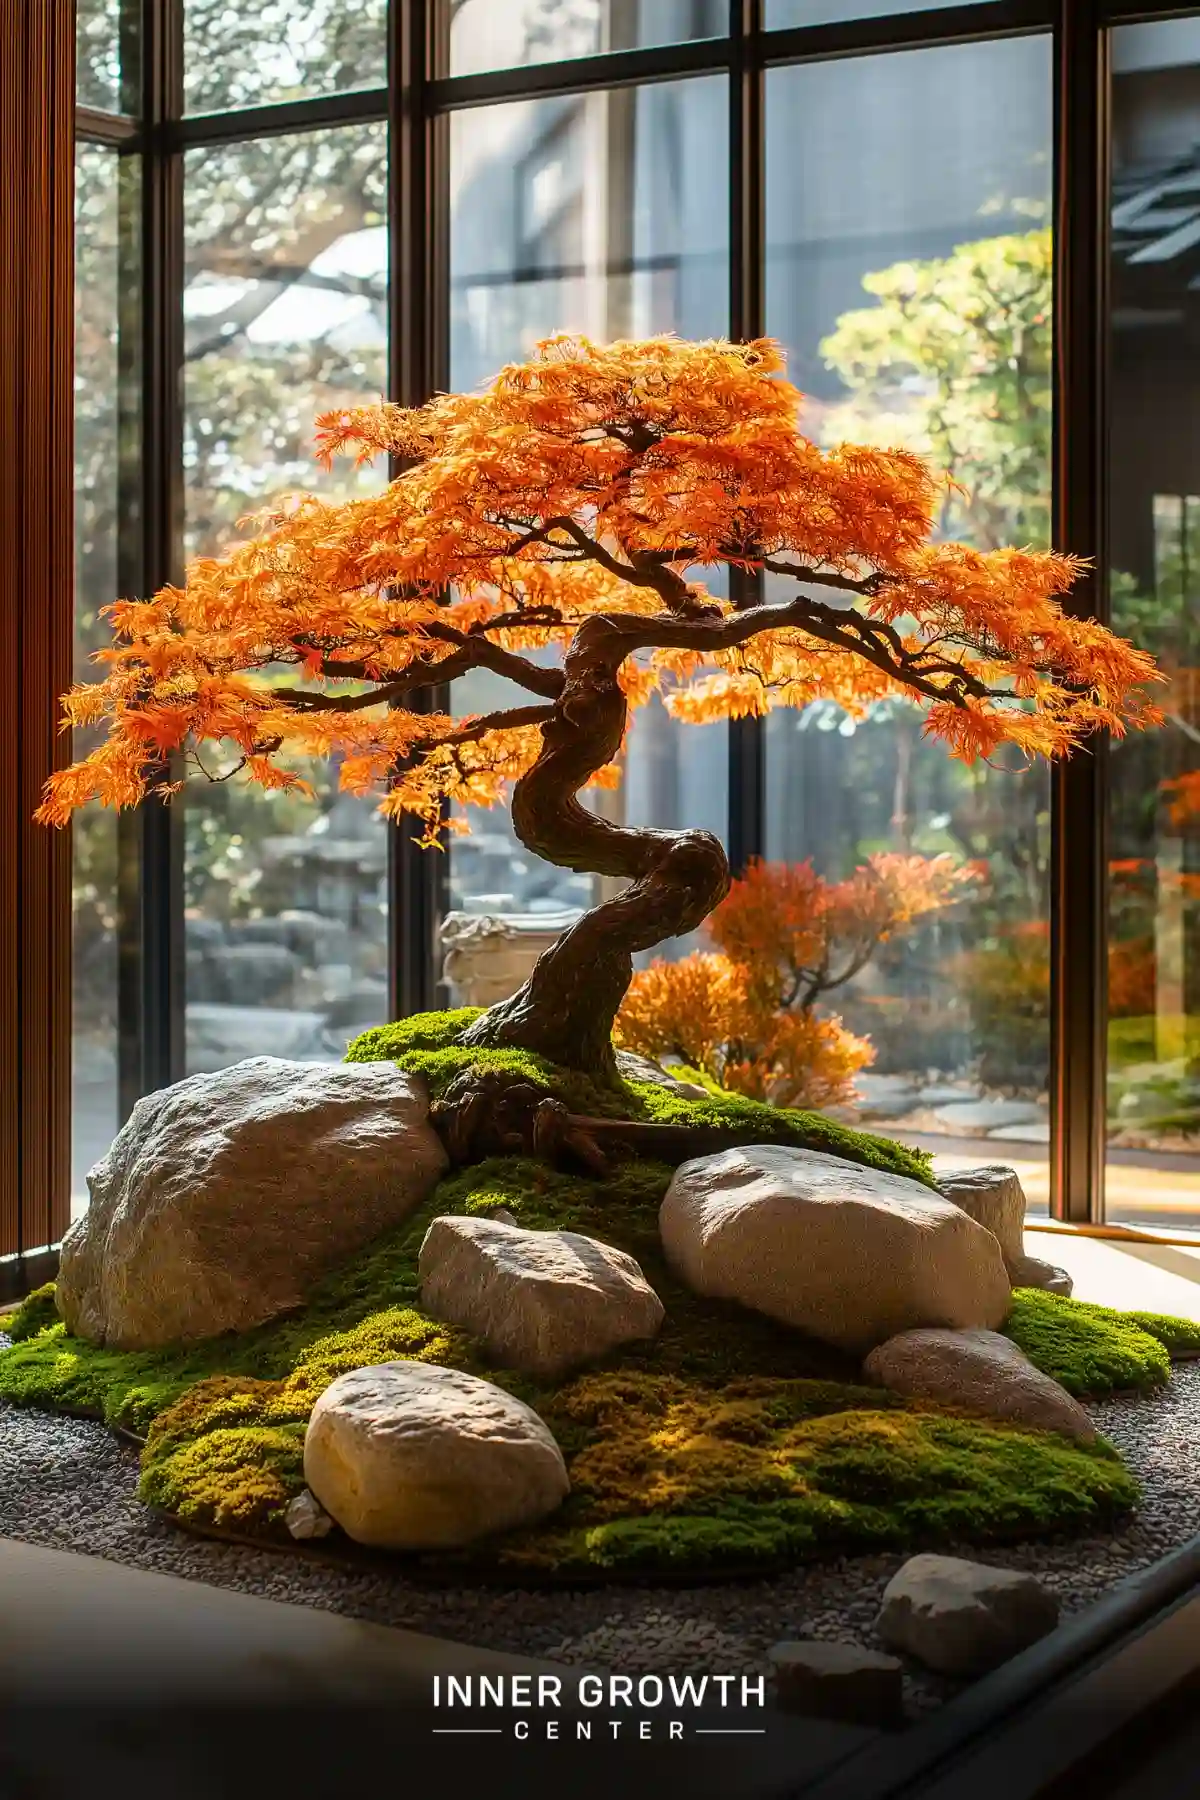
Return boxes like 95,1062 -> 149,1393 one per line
616,853 -> 980,1109
42,334 -> 1159,1157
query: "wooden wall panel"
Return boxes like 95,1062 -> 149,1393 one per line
0,1 -> 75,1264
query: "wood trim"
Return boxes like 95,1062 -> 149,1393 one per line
0,0 -> 75,1258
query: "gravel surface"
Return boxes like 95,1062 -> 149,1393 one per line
1,1332 -> 1197,1719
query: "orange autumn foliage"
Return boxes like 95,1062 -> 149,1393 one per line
1164,771 -> 1200,830
616,855 -> 979,1109
37,334 -> 1161,844
709,852 -> 982,1008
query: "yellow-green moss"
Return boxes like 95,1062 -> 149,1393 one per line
1123,1307 -> 1200,1361
4,1283 -> 59,1343
1005,1289 -> 1176,1396
137,1366 -> 1137,1571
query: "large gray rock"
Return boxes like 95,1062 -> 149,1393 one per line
419,1215 -> 664,1380
863,1328 -> 1096,1443
935,1165 -> 1027,1266
937,1167 -> 1072,1294
768,1641 -> 904,1729
877,1555 -> 1060,1677
57,1057 -> 447,1349
304,1361 -> 569,1549
660,1146 -> 1010,1356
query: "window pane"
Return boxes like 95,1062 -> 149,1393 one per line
445,0 -> 725,79
767,0 -> 982,24
73,146 -> 134,1214
1107,19 -> 1200,1231
445,79 -> 729,1002
182,126 -> 390,1073
183,0 -> 386,113
765,38 -> 1052,1206
78,0 -> 133,114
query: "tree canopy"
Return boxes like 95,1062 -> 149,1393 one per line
42,333 -> 1161,845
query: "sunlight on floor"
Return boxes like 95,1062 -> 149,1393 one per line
1022,1231 -> 1200,1323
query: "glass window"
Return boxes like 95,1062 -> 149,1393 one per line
182,126 -> 390,1073
183,0 -> 387,113
765,37 -> 1053,1208
77,0 -> 133,114
73,145 -> 135,1213
444,0 -> 725,79
1107,19 -> 1200,1231
767,0 -> 985,25
445,78 -> 729,1002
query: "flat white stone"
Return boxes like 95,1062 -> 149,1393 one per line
987,1121 -> 1052,1144
918,1085 -> 983,1106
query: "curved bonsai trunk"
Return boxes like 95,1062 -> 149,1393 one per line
460,614 -> 730,1080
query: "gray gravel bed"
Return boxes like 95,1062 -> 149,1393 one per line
1,1331 -> 1197,1720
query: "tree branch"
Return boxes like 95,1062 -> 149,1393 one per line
574,594 -> 1005,713
274,623 -> 566,709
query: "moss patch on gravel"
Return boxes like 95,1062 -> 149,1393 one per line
3,1011 -> 1194,1574
1004,1288 -> 1190,1396
138,1365 -> 1139,1569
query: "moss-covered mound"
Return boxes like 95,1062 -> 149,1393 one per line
1005,1287 -> 1200,1396
1,1010 -> 1193,1577
344,1008 -> 939,1187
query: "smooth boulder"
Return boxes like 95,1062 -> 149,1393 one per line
419,1215 -> 664,1379
936,1165 -> 1027,1267
877,1555 -> 1060,1677
304,1361 -> 569,1549
660,1145 -> 1010,1355
57,1057 -> 448,1349
863,1328 -> 1097,1443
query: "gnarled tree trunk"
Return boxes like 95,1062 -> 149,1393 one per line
460,613 -> 730,1080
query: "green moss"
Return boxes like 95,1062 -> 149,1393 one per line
141,1418 -> 307,1535
515,1385 -> 1135,1576
629,1078 -> 935,1185
3,1283 -> 58,1342
346,1008 -> 937,1187
344,1006 -> 484,1058
1123,1308 -> 1200,1360
1004,1288 -> 1174,1396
